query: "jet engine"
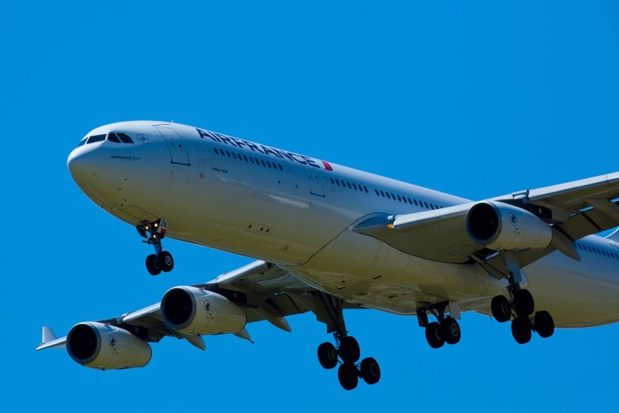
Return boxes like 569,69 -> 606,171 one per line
466,201 -> 553,251
66,322 -> 152,370
160,286 -> 247,335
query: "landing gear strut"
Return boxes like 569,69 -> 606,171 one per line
137,219 -> 174,276
315,294 -> 380,390
490,253 -> 555,343
417,302 -> 462,349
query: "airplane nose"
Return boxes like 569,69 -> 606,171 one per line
67,146 -> 101,182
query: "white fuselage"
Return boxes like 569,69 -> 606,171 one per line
68,121 -> 619,328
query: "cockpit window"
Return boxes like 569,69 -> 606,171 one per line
87,134 -> 106,144
118,132 -> 134,144
77,137 -> 87,147
108,132 -> 121,143
107,132 -> 134,144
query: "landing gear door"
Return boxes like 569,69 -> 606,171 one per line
155,126 -> 191,166
307,170 -> 325,197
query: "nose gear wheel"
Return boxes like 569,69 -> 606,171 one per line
137,219 -> 174,275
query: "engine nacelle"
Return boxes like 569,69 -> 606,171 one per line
66,322 -> 152,370
161,286 -> 247,335
466,201 -> 552,251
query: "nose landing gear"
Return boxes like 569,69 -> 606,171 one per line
137,219 -> 174,276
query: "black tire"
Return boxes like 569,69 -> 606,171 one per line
534,310 -> 555,338
146,254 -> 161,276
360,357 -> 381,385
441,318 -> 461,345
491,295 -> 511,323
511,317 -> 532,344
425,322 -> 445,349
513,289 -> 534,317
339,336 -> 361,364
158,251 -> 174,273
317,342 -> 338,370
337,364 -> 358,391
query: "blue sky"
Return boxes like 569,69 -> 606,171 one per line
2,1 -> 619,411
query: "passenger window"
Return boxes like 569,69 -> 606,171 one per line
118,133 -> 134,143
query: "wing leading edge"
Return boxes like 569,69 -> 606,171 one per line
37,260 -> 365,356
354,172 -> 619,277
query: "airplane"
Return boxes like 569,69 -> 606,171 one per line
37,120 -> 619,390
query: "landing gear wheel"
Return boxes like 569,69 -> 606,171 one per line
360,357 -> 381,385
441,318 -> 461,345
425,322 -> 445,349
534,310 -> 555,338
513,289 -> 534,317
337,364 -> 359,391
146,254 -> 161,276
491,295 -> 512,323
158,251 -> 174,273
339,336 -> 361,364
511,317 -> 532,344
317,342 -> 338,370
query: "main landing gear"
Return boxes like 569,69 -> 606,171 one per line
490,288 -> 555,344
136,219 -> 174,276
417,302 -> 462,349
315,295 -> 381,390
490,253 -> 555,344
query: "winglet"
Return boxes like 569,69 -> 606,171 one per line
36,326 -> 66,351
42,326 -> 57,343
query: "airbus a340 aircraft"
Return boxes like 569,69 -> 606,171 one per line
38,121 -> 619,390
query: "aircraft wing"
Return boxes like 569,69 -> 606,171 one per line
354,172 -> 619,277
37,260 -> 360,351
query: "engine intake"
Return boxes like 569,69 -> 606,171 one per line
66,322 -> 151,370
466,201 -> 552,251
161,286 -> 247,335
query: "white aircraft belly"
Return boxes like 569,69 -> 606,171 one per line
283,227 -> 492,315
